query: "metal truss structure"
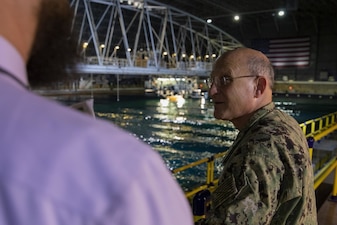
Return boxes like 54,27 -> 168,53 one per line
70,0 -> 243,77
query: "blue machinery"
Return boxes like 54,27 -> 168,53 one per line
171,111 -> 337,221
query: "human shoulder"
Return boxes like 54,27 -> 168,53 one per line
12,90 -> 160,173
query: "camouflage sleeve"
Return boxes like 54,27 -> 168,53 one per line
203,153 -> 284,225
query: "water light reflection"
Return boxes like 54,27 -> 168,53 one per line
93,96 -> 336,190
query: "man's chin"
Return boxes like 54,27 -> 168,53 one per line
213,104 -> 226,118
213,111 -> 227,120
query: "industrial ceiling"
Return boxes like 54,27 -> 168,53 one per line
155,0 -> 337,43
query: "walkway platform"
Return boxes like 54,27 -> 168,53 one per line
317,183 -> 337,225
314,130 -> 337,224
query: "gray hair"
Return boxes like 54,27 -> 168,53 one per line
247,55 -> 275,88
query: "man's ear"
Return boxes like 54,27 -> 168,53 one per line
255,76 -> 267,97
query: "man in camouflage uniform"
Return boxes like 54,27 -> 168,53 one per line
199,48 -> 317,224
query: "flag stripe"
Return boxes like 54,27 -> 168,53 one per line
269,37 -> 310,44
266,52 -> 309,57
268,47 -> 310,53
269,42 -> 310,48
266,56 -> 310,62
272,61 -> 309,66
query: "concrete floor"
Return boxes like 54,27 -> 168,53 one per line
316,183 -> 337,225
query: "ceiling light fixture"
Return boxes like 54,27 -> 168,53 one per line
234,15 -> 240,21
278,10 -> 285,17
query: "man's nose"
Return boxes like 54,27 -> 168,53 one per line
208,84 -> 217,98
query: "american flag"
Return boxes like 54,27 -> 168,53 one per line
251,37 -> 311,68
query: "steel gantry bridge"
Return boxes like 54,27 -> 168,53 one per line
70,0 -> 243,77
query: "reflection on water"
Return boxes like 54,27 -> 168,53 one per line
96,96 -> 237,152
274,101 -> 301,118
95,96 -> 237,189
93,95 -> 336,190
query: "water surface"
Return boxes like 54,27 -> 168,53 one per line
92,95 -> 336,190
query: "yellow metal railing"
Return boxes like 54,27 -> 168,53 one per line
172,111 -> 337,200
309,111 -> 337,199
300,111 -> 337,139
172,152 -> 226,198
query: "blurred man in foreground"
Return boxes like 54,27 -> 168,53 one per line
198,48 -> 317,224
0,0 -> 193,224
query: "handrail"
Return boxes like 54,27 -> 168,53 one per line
172,111 -> 337,200
300,111 -> 337,139
314,157 -> 337,189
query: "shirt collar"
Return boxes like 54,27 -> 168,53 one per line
239,102 -> 275,135
0,36 -> 29,88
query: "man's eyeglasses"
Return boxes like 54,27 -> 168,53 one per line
207,75 -> 259,88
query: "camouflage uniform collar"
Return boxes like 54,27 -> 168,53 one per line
222,102 -> 275,164
237,102 -> 275,138
245,102 -> 274,129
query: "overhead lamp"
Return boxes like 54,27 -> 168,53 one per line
278,10 -> 285,17
206,19 -> 212,24
82,42 -> 88,49
234,15 -> 240,21
120,0 -> 144,9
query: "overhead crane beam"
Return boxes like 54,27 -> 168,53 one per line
70,0 -> 243,76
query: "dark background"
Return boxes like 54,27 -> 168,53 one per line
156,0 -> 337,81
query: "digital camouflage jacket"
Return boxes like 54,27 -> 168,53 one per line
202,102 -> 317,225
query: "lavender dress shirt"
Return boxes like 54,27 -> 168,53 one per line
0,36 -> 193,225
